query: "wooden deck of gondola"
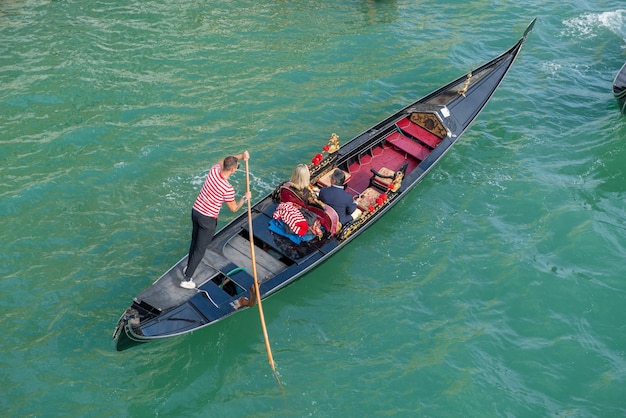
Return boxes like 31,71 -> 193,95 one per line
223,234 -> 288,279
134,265 -> 198,311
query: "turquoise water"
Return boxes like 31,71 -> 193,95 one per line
2,1 -> 626,416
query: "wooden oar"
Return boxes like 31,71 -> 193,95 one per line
244,159 -> 282,387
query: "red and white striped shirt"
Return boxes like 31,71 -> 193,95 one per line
193,164 -> 235,218
273,202 -> 309,236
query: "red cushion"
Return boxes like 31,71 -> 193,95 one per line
279,183 -> 340,236
386,132 -> 431,161
396,117 -> 442,148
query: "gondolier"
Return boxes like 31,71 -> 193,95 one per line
181,151 -> 252,289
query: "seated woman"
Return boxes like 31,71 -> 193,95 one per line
288,164 -> 323,208
274,163 -> 341,238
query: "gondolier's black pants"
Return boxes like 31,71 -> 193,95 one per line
186,209 -> 218,280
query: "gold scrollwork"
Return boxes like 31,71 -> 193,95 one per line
310,153 -> 337,180
336,191 -> 399,241
458,71 -> 472,97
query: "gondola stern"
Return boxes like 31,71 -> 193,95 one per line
112,309 -> 145,351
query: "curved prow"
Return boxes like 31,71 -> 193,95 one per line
524,18 -> 537,39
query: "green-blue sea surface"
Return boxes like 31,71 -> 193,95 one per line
2,1 -> 626,416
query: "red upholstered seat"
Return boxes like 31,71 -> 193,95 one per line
279,183 -> 340,236
279,184 -> 306,206
371,167 -> 395,190
369,161 -> 408,192
308,203 -> 340,236
386,131 -> 431,161
356,187 -> 381,212
317,169 -> 352,188
396,117 -> 443,148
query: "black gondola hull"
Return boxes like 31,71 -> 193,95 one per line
113,20 -> 535,351
613,62 -> 626,114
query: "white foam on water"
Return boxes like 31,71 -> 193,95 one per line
563,9 -> 626,42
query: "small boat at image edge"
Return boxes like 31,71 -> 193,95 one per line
613,62 -> 626,114
113,19 -> 536,351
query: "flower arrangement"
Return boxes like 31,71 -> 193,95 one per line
368,192 -> 388,212
311,153 -> 324,166
337,187 -> 398,241
311,133 -> 340,166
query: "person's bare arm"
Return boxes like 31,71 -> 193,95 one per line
225,192 -> 251,212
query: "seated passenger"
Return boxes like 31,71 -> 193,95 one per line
318,169 -> 362,225
288,163 -> 323,208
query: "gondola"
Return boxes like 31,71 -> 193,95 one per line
613,62 -> 626,114
113,19 -> 535,351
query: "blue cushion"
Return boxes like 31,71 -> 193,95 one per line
268,219 -> 316,244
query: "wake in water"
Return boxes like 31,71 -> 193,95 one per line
563,9 -> 626,44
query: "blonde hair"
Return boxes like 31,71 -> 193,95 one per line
290,164 -> 310,190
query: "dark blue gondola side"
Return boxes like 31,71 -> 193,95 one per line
113,19 -> 536,351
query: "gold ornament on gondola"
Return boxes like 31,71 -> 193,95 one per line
326,133 -> 340,153
389,171 -> 403,192
311,133 -> 340,166
458,71 -> 472,97
337,190 -> 399,241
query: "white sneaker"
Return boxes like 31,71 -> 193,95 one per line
180,280 -> 196,289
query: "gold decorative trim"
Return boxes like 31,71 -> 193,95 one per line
336,191 -> 399,241
409,112 -> 446,139
457,71 -> 472,96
